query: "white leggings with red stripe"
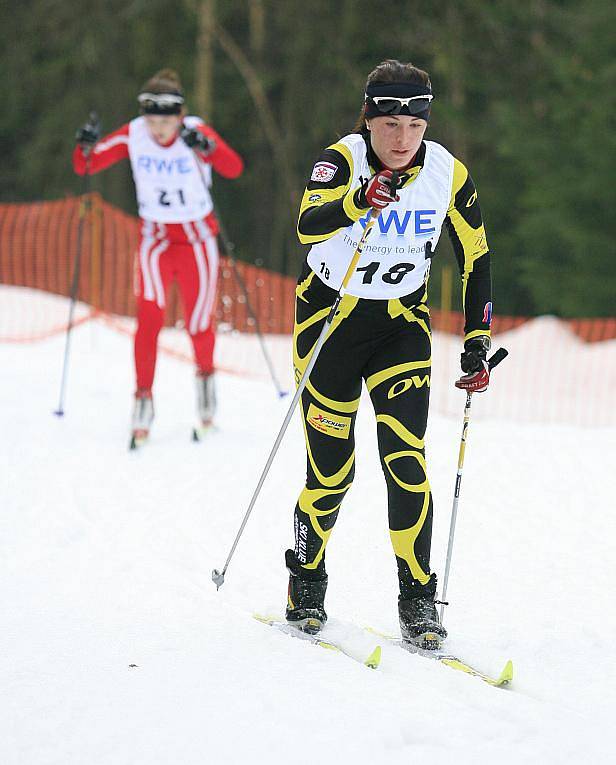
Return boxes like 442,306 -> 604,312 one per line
134,220 -> 219,392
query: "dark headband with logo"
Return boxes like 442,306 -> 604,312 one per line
137,91 -> 185,115
365,81 -> 433,121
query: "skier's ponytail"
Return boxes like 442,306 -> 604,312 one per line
140,68 -> 184,97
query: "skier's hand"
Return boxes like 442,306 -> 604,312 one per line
359,170 -> 401,209
180,125 -> 215,154
75,120 -> 100,148
456,336 -> 491,393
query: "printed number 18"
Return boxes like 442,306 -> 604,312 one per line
357,261 -> 415,285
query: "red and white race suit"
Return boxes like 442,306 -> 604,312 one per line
73,115 -> 243,390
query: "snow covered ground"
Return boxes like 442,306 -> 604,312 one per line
2,298 -> 615,764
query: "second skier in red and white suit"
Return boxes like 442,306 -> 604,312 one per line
73,69 -> 243,441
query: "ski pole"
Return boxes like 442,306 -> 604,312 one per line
191,148 -> 288,398
54,112 -> 99,417
212,175 -> 398,589
439,347 -> 509,623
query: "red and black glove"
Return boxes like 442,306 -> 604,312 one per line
359,169 -> 400,209
455,336 -> 491,393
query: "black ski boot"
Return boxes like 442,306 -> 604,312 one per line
285,549 -> 328,635
398,573 -> 447,650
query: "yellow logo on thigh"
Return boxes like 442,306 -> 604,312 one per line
307,404 -> 351,439
388,376 -> 431,399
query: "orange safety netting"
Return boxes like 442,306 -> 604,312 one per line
0,194 -> 296,341
1,195 -> 615,344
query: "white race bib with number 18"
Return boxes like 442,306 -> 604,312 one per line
308,135 -> 454,299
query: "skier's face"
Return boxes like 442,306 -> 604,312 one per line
367,115 -> 427,170
144,115 -> 183,145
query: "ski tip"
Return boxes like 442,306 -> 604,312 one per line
496,659 -> 514,687
365,645 -> 382,669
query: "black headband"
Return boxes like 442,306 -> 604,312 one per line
137,91 -> 185,115
365,81 -> 433,120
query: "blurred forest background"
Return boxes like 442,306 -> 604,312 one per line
1,0 -> 614,317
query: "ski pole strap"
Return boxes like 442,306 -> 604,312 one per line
387,170 -> 400,196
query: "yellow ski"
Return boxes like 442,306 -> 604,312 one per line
365,625 -> 513,688
438,657 -> 513,687
254,614 -> 381,670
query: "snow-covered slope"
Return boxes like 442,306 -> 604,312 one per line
1,310 -> 614,764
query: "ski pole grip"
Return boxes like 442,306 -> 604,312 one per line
488,347 -> 508,370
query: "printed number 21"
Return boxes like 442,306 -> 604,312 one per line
158,189 -> 186,206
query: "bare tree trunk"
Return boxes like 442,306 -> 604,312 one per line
275,3 -> 306,274
194,0 -> 215,118
247,0 -> 271,269
214,21 -> 298,214
249,0 -> 265,57
444,4 -> 468,160
425,5 -> 469,160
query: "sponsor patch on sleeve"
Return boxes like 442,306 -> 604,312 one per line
482,301 -> 493,325
310,161 -> 338,183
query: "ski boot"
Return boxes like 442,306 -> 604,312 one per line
285,549 -> 328,635
193,370 -> 216,440
130,389 -> 154,450
398,573 -> 447,650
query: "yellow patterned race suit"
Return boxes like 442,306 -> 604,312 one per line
291,131 -> 491,597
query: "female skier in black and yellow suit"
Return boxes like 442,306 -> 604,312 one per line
285,59 -> 494,649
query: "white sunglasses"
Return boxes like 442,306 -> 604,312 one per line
138,92 -> 185,108
366,94 -> 433,115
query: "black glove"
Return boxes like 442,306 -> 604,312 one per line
75,114 -> 100,147
460,335 -> 491,373
180,125 -> 215,154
